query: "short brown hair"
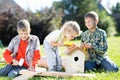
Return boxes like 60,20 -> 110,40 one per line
84,11 -> 99,21
17,19 -> 30,31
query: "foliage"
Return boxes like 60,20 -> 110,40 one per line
0,0 -> 117,46
26,9 -> 55,44
0,8 -> 26,45
112,2 -> 120,33
112,2 -> 120,14
52,1 -> 63,10
62,0 -> 98,31
54,0 -> 116,36
0,5 -> 63,45
26,7 -> 63,44
0,40 -> 4,48
98,11 -> 116,36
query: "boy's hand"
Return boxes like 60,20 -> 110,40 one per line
80,43 -> 85,49
28,66 -> 35,72
12,59 -> 19,66
65,43 -> 79,55
80,43 -> 92,49
84,43 -> 92,49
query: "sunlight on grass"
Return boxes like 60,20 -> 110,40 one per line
107,37 -> 120,66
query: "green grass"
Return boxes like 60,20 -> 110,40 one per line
0,36 -> 120,80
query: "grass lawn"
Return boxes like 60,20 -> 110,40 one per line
0,36 -> 120,80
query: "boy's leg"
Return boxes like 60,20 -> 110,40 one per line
0,64 -> 12,76
85,61 -> 97,71
44,41 -> 57,71
100,56 -> 119,72
7,66 -> 26,77
44,47 -> 57,71
55,48 -> 62,71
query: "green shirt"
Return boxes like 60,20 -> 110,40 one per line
81,27 -> 108,64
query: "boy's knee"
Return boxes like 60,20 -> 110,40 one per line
0,64 -> 12,76
107,66 -> 119,72
114,67 -> 119,72
7,71 -> 18,78
85,61 -> 97,71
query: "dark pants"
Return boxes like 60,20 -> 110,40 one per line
0,64 -> 27,77
85,56 -> 119,72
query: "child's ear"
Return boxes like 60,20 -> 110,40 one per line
29,29 -> 31,33
95,19 -> 99,24
17,29 -> 20,34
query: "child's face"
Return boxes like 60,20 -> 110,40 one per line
64,28 -> 77,41
17,29 -> 31,41
85,17 -> 97,31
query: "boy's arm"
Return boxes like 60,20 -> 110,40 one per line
4,37 -> 17,64
32,50 -> 41,67
50,42 -> 64,46
92,32 -> 108,54
3,49 -> 14,64
31,36 -> 41,67
28,50 -> 40,72
65,44 -> 78,55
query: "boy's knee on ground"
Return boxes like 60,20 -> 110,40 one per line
8,70 -> 19,77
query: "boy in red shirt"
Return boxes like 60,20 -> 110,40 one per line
0,19 -> 41,77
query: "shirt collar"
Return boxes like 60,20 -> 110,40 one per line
28,35 -> 32,42
88,26 -> 99,34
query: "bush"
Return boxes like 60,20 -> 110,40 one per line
0,9 -> 26,45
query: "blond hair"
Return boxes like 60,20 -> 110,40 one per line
17,19 -> 30,31
85,11 -> 99,21
61,21 -> 81,36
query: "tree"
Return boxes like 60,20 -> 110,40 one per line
53,0 -> 116,36
26,7 -> 63,44
0,0 -> 26,45
112,2 -> 120,33
62,0 -> 98,31
0,0 -> 64,45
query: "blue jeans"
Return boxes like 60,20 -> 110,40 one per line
85,56 -> 119,72
0,64 -> 26,77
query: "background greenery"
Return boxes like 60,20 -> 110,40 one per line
0,0 -> 120,45
0,36 -> 120,80
0,0 -> 120,79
